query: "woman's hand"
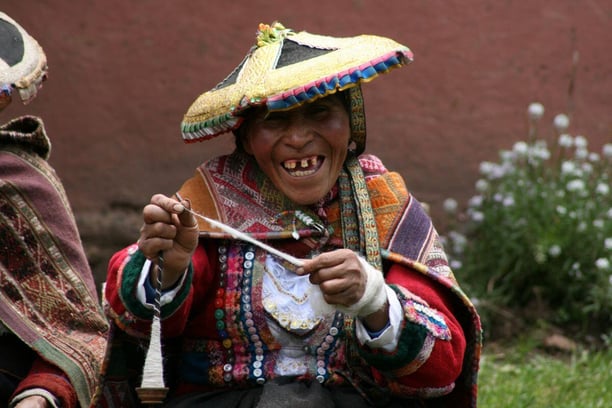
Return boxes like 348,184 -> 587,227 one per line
300,249 -> 366,307
14,395 -> 49,408
298,249 -> 389,331
138,194 -> 199,288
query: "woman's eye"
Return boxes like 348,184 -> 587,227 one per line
307,105 -> 330,117
260,111 -> 285,121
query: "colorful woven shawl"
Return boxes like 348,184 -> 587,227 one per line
0,116 -> 109,407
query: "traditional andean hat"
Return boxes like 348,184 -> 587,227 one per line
0,11 -> 48,105
181,22 -> 413,153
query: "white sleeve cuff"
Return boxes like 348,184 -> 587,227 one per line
137,259 -> 188,308
10,388 -> 60,408
355,286 -> 403,352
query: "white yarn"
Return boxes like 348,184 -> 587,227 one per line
140,315 -> 165,388
307,284 -> 338,317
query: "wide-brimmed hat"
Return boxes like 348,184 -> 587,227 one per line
181,22 -> 413,152
0,11 -> 48,105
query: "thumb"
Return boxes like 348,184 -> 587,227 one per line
173,199 -> 198,228
173,199 -> 199,255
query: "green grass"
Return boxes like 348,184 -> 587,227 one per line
477,341 -> 611,407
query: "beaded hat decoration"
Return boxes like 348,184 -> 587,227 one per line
181,22 -> 413,150
0,12 -> 48,105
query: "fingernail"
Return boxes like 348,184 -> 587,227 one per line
173,203 -> 185,213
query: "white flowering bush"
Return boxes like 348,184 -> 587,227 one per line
443,103 -> 612,340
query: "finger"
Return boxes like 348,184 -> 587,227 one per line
140,221 -> 178,241
303,249 -> 355,274
307,260 -> 350,284
318,278 -> 348,296
318,280 -> 361,307
139,236 -> 176,259
142,202 -> 174,225
310,263 -> 358,285
150,193 -> 184,215
175,198 -> 198,228
300,255 -> 337,275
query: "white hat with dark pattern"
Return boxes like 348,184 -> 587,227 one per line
0,11 -> 47,107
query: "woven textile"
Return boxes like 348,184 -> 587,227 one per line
1,116 -> 109,407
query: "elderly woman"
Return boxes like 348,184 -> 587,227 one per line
0,12 -> 109,408
104,22 -> 481,407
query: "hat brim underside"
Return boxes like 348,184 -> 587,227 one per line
181,31 -> 413,143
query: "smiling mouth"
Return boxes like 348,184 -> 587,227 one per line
282,155 -> 323,177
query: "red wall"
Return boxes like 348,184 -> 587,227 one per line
3,1 -> 611,226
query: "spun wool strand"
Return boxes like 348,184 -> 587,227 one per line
140,256 -> 166,389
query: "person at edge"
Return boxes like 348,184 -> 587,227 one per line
0,11 -> 109,408
104,22 -> 482,407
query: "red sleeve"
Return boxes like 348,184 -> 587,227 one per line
385,264 -> 466,389
11,357 -> 77,408
105,242 -> 217,337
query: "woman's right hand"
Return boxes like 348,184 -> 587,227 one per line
138,194 -> 199,288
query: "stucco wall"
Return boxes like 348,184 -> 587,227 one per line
2,1 -> 610,283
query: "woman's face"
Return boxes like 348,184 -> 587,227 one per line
242,94 -> 350,205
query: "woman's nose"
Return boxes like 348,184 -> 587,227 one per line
283,115 -> 313,148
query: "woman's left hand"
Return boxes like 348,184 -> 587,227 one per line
298,248 -> 366,308
297,248 -> 390,331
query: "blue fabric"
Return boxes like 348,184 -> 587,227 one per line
364,320 -> 391,339
143,270 -> 184,304
143,274 -> 157,304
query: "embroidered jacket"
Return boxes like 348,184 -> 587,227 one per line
104,151 -> 481,407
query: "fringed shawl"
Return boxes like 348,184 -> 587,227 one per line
177,150 -> 481,407
0,116 -> 109,407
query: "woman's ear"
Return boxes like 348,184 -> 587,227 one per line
241,130 -> 253,155
233,125 -> 252,154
